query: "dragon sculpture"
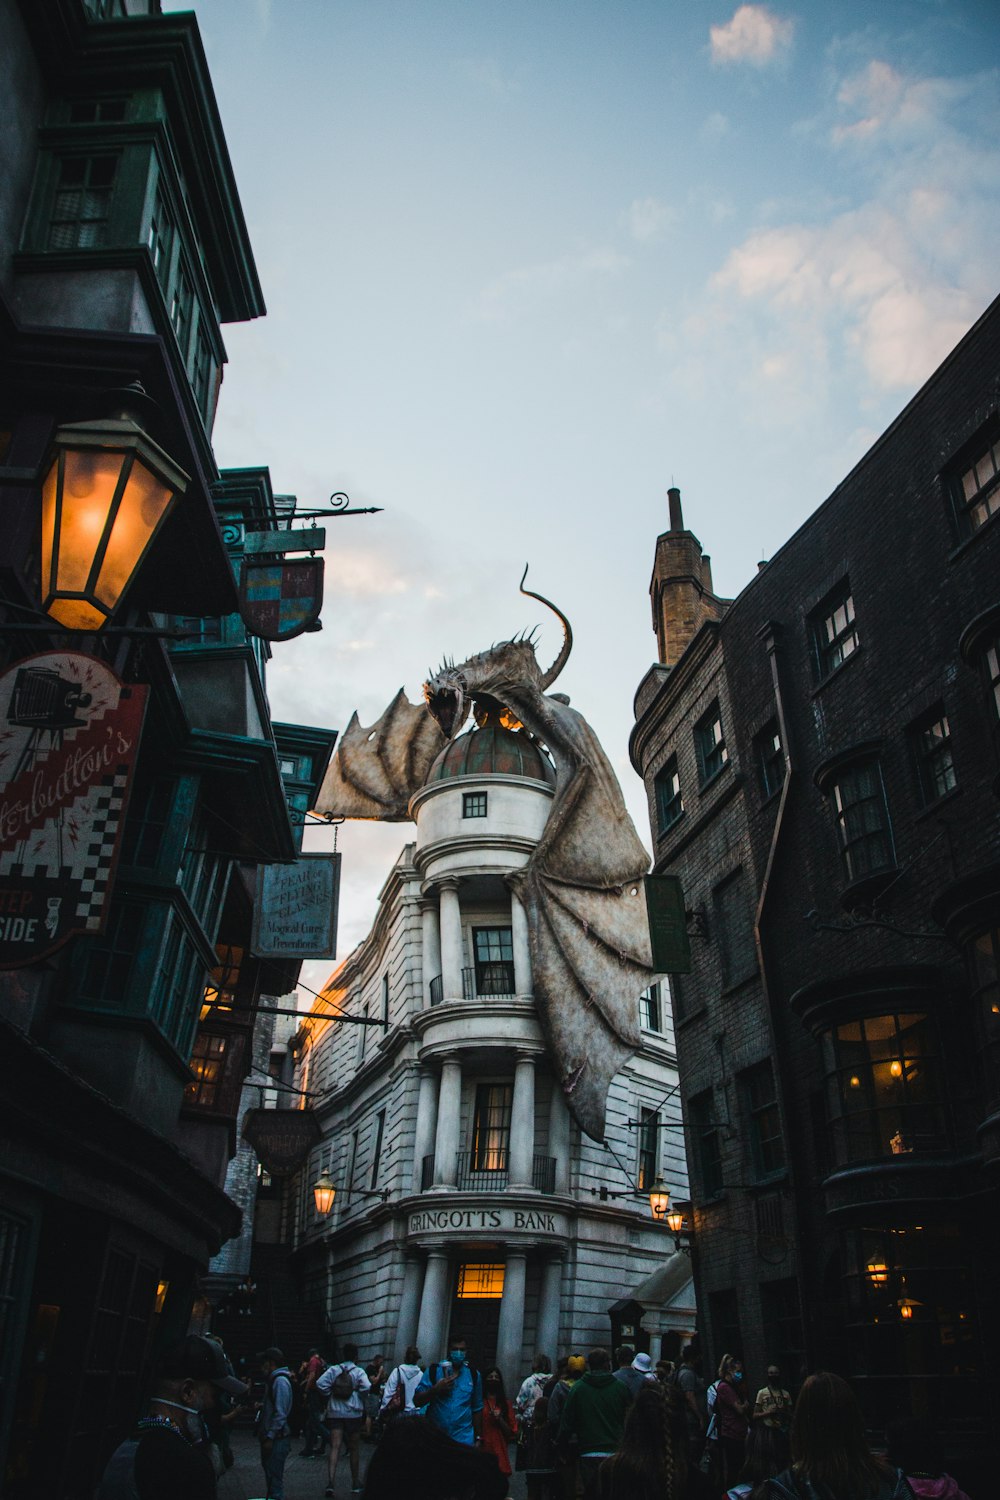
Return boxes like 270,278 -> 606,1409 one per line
314,569 -> 654,1142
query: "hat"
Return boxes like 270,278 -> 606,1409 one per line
632,1352 -> 653,1374
567,1355 -> 587,1376
161,1335 -> 248,1397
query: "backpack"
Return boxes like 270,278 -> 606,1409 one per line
330,1363 -> 356,1401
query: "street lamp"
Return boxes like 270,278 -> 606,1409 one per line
39,388 -> 188,630
665,1206 -> 686,1236
312,1171 -> 336,1217
648,1176 -> 671,1221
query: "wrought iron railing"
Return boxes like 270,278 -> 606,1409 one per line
532,1154 -> 557,1195
421,1154 -> 434,1191
429,974 -> 443,1005
455,1150 -> 509,1191
428,967 -> 515,1004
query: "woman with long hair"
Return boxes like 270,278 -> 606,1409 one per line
714,1353 -> 751,1490
598,1383 -> 714,1500
766,1372 -> 915,1500
480,1367 -> 517,1479
727,1422 -> 790,1500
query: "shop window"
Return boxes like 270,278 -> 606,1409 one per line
639,981 -> 661,1032
472,926 -> 514,995
821,1013 -> 945,1166
695,702 -> 728,786
951,429 -> 1000,536
811,581 -> 859,681
77,900 -> 144,1008
742,1060 -> 785,1179
48,154 -> 118,249
455,1263 -> 505,1299
170,261 -> 194,356
637,1106 -> 659,1191
755,719 -> 784,801
714,869 -> 757,988
180,818 -> 229,934
908,708 -> 957,806
120,776 -> 177,870
655,755 -> 684,831
184,1032 -> 228,1109
689,1089 -> 723,1198
69,97 -> 129,124
470,1083 -> 512,1172
463,792 -> 487,818
827,760 -> 895,882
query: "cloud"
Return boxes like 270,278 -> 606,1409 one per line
710,5 -> 795,67
626,197 -> 676,244
474,246 -> 631,321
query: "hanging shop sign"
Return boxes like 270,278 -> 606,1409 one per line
243,1106 -> 322,1177
251,852 -> 340,959
239,556 -> 324,641
0,652 -> 147,968
644,873 -> 692,974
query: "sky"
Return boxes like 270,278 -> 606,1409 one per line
165,0 -> 1000,996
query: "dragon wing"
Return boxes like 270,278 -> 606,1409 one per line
313,689 -> 445,821
507,698 -> 653,1142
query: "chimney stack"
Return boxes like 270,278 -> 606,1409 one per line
649,486 -> 731,667
667,486 -> 684,532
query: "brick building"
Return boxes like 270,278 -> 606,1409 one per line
631,293 -> 1000,1483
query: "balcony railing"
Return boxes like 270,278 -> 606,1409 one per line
419,1153 -> 558,1194
428,966 -> 516,1005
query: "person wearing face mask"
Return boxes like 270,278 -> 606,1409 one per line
715,1354 -> 751,1492
413,1337 -> 483,1447
480,1367 -> 517,1477
96,1334 -> 248,1499
753,1366 -> 793,1433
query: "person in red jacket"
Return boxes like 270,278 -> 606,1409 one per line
480,1368 -> 517,1477
714,1354 -> 750,1491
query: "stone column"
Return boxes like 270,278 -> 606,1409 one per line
496,1252 -> 527,1391
508,1052 -> 536,1189
439,879 -> 464,1002
420,896 -> 441,1006
510,890 -> 532,997
548,1083 -> 571,1194
415,1251 -> 451,1360
432,1055 -> 462,1188
396,1256 -> 424,1358
647,1328 -> 663,1364
412,1067 -> 439,1193
536,1256 -> 564,1362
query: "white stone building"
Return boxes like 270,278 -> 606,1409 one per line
290,720 -> 695,1383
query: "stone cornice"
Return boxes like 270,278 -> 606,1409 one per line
414,833 -> 539,880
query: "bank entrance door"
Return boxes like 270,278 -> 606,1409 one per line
447,1261 -> 505,1370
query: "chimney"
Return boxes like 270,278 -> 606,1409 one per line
649,487 -> 731,668
667,486 -> 684,531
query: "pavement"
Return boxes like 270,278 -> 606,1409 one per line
217,1424 -> 525,1500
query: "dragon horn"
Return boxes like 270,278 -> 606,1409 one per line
520,563 -> 573,690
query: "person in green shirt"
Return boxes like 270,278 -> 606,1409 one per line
558,1348 -> 631,1500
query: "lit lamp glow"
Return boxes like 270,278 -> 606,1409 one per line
40,406 -> 187,630
866,1256 -> 889,1286
889,1059 -> 904,1079
312,1171 -> 336,1217
648,1176 -> 671,1221
666,1206 -> 685,1235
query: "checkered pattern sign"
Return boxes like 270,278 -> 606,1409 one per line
239,556 -> 324,641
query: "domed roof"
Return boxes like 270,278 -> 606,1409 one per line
428,723 -> 556,786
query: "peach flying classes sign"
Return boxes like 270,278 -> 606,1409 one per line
0,652 -> 147,967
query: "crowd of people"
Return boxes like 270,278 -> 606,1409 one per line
93,1332 -> 973,1500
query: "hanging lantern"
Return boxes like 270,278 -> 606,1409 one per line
648,1176 -> 671,1221
312,1170 -> 336,1217
866,1255 -> 889,1286
666,1206 -> 685,1235
39,401 -> 187,630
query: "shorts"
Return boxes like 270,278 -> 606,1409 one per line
326,1416 -> 363,1435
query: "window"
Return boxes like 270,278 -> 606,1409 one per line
381,973 -> 390,1027
455,1263 -> 505,1299
953,431 -> 1000,535
828,761 -> 894,882
655,755 -> 684,832
821,1012 -> 945,1165
811,582 -> 859,680
77,901 -> 144,1007
985,634 -> 1000,723
909,709 -> 957,806
191,328 -> 214,417
170,262 -> 194,355
760,1279 -> 804,1385
695,703 -> 728,786
742,1060 -> 785,1179
120,777 -> 176,870
370,1109 -> 386,1189
689,1089 -> 723,1198
639,982 -> 661,1032
967,923 -> 1000,1100
147,192 -> 173,290
356,1001 -> 369,1065
714,870 -> 757,988
184,1033 -> 228,1109
755,719 -> 784,801
637,1107 -> 659,1191
48,154 -> 118,249
69,97 -> 128,123
347,1129 -> 360,1190
473,927 -> 514,995
708,1288 -> 742,1362
463,792 -> 487,818
470,1083 -> 512,1171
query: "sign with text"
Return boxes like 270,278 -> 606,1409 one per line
408,1206 -> 565,1237
251,852 -> 339,959
0,652 -> 147,968
644,873 -> 692,974
243,1107 -> 322,1177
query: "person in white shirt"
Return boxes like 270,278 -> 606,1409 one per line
379,1347 -> 424,1419
316,1342 -> 370,1497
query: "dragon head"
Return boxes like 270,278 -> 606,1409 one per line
422,567 -> 573,740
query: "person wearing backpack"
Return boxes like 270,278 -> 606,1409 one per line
378,1347 -> 424,1422
316,1342 -> 371,1497
413,1338 -> 483,1447
258,1348 -> 294,1500
765,1372 -> 916,1500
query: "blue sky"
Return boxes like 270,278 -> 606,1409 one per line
166,0 -> 1000,979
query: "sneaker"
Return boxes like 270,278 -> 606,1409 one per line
325,1488 -> 334,1498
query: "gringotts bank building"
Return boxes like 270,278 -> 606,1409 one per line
290,581 -> 694,1381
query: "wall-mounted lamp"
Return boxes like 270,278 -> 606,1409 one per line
39,385 -> 187,630
312,1171 -> 390,1218
648,1176 -> 671,1221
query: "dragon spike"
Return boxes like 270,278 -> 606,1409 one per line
519,563 -> 573,690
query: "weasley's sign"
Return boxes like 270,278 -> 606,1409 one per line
243,1106 -> 322,1177
0,653 -> 147,968
409,1206 -> 563,1236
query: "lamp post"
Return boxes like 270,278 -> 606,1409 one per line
39,386 -> 188,630
313,1171 -> 336,1217
648,1176 -> 671,1221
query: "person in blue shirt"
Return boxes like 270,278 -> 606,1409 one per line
258,1347 -> 294,1500
414,1339 -> 483,1446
